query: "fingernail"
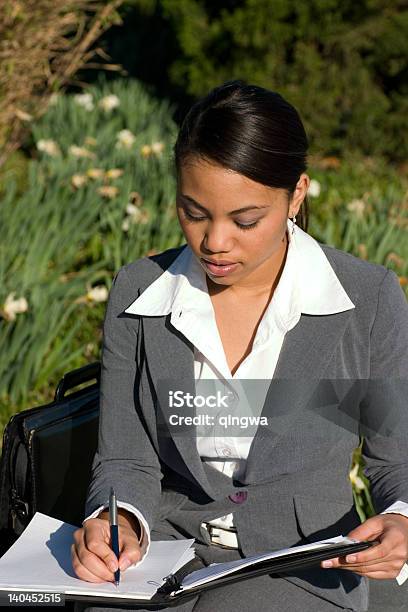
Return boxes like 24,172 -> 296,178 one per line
346,555 -> 357,563
322,560 -> 333,568
120,558 -> 131,571
108,561 -> 117,572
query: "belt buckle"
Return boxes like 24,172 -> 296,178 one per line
206,523 -> 217,542
205,523 -> 239,549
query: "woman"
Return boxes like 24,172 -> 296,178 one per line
71,81 -> 408,612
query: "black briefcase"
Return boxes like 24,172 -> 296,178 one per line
0,362 -> 100,557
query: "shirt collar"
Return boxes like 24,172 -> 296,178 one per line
124,219 -> 355,320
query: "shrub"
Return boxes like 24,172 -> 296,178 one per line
113,0 -> 408,162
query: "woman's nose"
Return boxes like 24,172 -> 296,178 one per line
203,223 -> 234,252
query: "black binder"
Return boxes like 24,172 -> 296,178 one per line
66,539 -> 378,608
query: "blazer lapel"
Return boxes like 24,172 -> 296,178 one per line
243,309 -> 355,482
142,315 -> 233,500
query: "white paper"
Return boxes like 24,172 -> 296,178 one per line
0,513 -> 195,601
396,563 -> 408,586
177,535 -> 360,593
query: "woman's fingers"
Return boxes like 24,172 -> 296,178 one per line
342,564 -> 404,580
321,515 -> 408,576
118,532 -> 142,570
322,545 -> 386,569
71,518 -> 143,582
321,546 -> 406,578
71,541 -> 114,583
344,525 -> 401,567
72,521 -> 118,582
327,514 -> 408,578
83,521 -> 121,572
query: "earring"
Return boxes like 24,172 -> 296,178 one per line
291,214 -> 297,235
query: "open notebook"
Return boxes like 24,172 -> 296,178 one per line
0,513 -> 377,607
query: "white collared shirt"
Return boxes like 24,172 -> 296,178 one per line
84,219 -> 408,582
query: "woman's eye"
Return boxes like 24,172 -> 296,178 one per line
184,210 -> 259,231
184,210 -> 206,222
236,221 -> 259,231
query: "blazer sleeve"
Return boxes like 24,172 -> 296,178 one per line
360,269 -> 408,512
84,266 -> 163,531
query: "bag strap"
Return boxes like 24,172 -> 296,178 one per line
54,362 -> 100,402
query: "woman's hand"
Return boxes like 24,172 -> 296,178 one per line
320,514 -> 408,579
71,514 -> 142,583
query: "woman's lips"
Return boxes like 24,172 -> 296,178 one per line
200,258 -> 239,276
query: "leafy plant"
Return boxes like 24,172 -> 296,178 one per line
0,78 -> 183,407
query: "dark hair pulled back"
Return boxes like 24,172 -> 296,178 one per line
174,79 -> 309,232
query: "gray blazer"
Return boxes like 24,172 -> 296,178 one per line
84,242 -> 408,611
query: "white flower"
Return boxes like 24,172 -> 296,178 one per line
123,205 -> 150,226
85,342 -> 95,357
97,185 -> 119,199
140,144 -> 152,157
347,199 -> 365,218
151,141 -> 164,155
122,202 -> 150,231
48,93 -> 59,107
307,179 -> 321,198
2,292 -> 28,322
126,203 -> 140,216
36,139 -> 60,157
71,174 -> 88,188
99,95 -> 120,112
68,145 -> 95,159
349,464 -> 366,491
87,168 -> 104,180
116,129 -> 136,150
74,93 -> 94,111
105,168 -> 124,180
125,204 -> 147,221
86,285 -> 108,302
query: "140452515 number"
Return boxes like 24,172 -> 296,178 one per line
0,591 -> 65,606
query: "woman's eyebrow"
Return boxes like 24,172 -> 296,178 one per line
180,194 -> 269,215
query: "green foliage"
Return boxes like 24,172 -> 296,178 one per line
0,151 -> 29,197
306,156 -> 408,283
0,77 -> 184,408
0,173 -> 99,401
149,0 -> 408,161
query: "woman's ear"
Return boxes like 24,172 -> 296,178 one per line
289,173 -> 310,217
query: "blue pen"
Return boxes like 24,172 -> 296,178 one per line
109,487 -> 120,587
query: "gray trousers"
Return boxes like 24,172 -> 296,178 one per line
74,542 -> 355,612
